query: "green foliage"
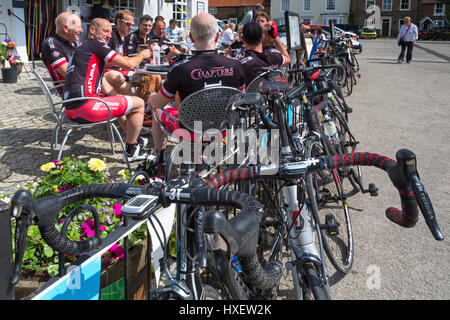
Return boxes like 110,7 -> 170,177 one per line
0,42 -> 7,64
348,12 -> 356,25
14,157 -> 140,278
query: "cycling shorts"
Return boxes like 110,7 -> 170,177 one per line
65,95 -> 133,123
158,105 -> 226,142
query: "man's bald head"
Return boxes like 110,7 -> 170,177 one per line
55,12 -> 82,42
189,13 -> 219,49
89,18 -> 112,44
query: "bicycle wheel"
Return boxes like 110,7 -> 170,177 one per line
335,60 -> 347,87
300,264 -> 331,300
305,137 -> 354,274
331,107 -> 364,193
351,52 -> 360,73
345,63 -> 354,96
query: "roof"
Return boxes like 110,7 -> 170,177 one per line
209,0 -> 262,7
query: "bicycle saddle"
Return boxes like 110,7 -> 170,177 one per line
228,92 -> 263,111
259,79 -> 290,95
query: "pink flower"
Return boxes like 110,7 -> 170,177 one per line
112,203 -> 122,216
108,244 -> 124,259
81,218 -> 95,238
81,217 -> 106,238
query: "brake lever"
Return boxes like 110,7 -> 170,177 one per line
10,214 -> 33,286
397,149 -> 444,241
10,190 -> 34,286
409,173 -> 444,241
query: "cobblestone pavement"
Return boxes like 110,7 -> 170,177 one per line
0,62 -> 145,196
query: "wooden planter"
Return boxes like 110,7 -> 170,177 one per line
15,241 -> 150,300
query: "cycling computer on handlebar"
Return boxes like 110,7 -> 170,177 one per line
121,194 -> 159,218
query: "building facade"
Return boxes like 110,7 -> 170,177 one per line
350,0 -> 421,37
208,0 -> 271,23
269,0 -> 351,26
419,0 -> 449,31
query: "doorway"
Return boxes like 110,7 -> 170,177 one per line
381,18 -> 391,36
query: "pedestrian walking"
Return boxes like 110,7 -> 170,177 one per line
397,16 -> 418,64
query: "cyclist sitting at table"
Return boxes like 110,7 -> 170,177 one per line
103,9 -> 140,91
147,13 -> 246,172
124,15 -> 153,57
62,18 -> 152,163
238,22 -> 288,87
41,12 -> 82,82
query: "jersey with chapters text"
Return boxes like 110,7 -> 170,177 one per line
160,50 -> 246,101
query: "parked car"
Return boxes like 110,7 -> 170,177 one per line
418,29 -> 433,40
310,25 -> 363,53
430,26 -> 450,40
336,24 -> 362,36
360,26 -> 377,39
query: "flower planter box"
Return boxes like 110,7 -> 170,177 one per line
15,241 -> 150,300
100,241 -> 150,300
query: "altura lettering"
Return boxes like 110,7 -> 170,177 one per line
87,63 -> 97,94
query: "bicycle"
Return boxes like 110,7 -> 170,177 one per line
203,145 -> 444,299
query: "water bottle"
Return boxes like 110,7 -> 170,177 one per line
153,43 -> 160,65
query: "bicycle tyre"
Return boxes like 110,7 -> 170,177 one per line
345,63 -> 354,96
305,137 -> 354,274
351,51 -> 360,72
335,60 -> 347,87
332,107 -> 364,193
300,264 -> 331,300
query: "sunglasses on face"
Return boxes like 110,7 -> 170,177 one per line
121,19 -> 134,26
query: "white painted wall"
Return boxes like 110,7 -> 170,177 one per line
270,0 -> 350,26
0,0 -> 28,62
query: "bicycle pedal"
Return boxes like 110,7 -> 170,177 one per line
368,183 -> 378,196
320,214 -> 340,236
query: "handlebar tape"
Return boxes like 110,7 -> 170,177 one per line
203,152 -> 419,228
326,152 -> 419,228
35,183 -> 145,254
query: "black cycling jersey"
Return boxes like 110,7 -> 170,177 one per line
41,34 -> 77,82
239,47 -> 285,86
160,50 -> 246,101
63,38 -> 118,109
123,29 -> 152,56
107,27 -> 125,55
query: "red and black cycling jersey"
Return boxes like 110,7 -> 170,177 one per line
123,29 -> 152,56
160,50 -> 246,101
107,27 -> 125,55
63,38 -> 118,110
41,34 -> 77,82
239,47 -> 286,86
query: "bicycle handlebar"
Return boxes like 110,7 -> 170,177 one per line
9,181 -> 281,290
287,63 -> 344,76
203,149 -> 444,241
